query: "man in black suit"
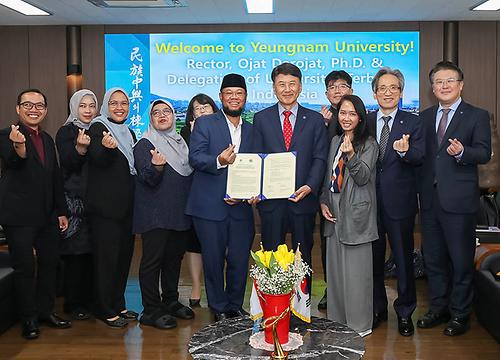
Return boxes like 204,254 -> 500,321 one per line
0,89 -> 71,339
417,62 -> 491,336
368,68 -> 424,336
318,70 -> 353,310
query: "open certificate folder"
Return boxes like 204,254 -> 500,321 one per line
225,152 -> 296,200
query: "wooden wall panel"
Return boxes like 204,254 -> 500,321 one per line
418,22 -> 443,111
459,22 -> 497,117
28,26 -> 67,137
82,25 -> 105,102
0,26 -> 30,129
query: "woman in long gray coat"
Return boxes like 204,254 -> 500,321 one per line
320,95 -> 378,337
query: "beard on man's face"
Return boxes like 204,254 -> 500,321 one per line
223,105 -> 244,118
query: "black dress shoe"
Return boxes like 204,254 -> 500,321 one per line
417,310 -> 450,329
22,319 -> 40,340
103,317 -> 129,328
119,310 -> 139,321
231,308 -> 249,318
39,313 -> 72,329
372,311 -> 388,329
189,298 -> 201,307
398,317 -> 414,336
69,308 -> 91,321
140,312 -> 177,330
444,317 -> 469,336
214,312 -> 231,322
318,289 -> 327,310
165,301 -> 195,320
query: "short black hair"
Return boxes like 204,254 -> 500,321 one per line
337,95 -> 371,149
324,70 -> 352,89
271,63 -> 302,82
17,88 -> 47,106
185,93 -> 218,125
429,61 -> 464,84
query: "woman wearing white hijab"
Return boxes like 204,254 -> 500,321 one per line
55,89 -> 96,320
86,87 -> 137,328
133,99 -> 194,329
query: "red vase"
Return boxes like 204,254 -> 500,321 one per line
261,292 -> 291,344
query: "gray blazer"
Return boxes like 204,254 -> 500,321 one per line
319,135 -> 378,245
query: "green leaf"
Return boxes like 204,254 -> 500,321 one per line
250,251 -> 269,276
269,253 -> 279,276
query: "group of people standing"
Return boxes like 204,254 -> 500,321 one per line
0,59 -> 491,342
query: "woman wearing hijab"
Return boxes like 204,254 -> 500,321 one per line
180,93 -> 218,307
86,87 -> 137,328
55,89 -> 96,320
134,99 -> 194,329
319,95 -> 378,337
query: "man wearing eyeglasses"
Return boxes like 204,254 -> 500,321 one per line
367,68 -> 424,336
186,74 -> 255,322
0,89 -> 70,339
253,63 -> 328,296
417,61 -> 491,336
317,70 -> 353,310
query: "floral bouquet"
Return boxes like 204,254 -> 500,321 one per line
249,244 -> 312,345
249,244 -> 311,295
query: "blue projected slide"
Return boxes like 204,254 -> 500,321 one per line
105,31 -> 419,138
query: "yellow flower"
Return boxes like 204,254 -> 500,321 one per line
274,244 -> 295,270
254,249 -> 272,268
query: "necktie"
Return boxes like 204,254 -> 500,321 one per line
283,110 -> 293,151
437,108 -> 451,145
378,116 -> 391,161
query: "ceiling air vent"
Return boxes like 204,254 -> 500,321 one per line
88,0 -> 187,8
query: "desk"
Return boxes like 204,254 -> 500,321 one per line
188,316 -> 364,359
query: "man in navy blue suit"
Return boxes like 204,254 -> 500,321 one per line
416,61 -> 491,336
185,74 -> 255,322
368,68 -> 424,336
253,63 -> 328,291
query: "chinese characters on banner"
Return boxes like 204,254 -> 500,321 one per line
129,47 -> 145,138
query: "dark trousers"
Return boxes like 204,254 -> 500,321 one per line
139,228 -> 187,315
372,206 -> 416,318
88,215 -> 134,319
193,215 -> 254,314
62,253 -> 92,313
421,188 -> 476,319
259,204 -> 315,293
4,222 -> 60,321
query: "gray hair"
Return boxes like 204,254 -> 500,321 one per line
371,67 -> 405,92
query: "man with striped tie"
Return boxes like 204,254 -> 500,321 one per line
367,68 -> 425,337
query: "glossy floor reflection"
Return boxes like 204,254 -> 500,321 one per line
0,234 -> 499,359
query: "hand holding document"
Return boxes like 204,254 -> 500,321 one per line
225,152 -> 296,200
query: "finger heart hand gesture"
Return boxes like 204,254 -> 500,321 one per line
150,149 -> 167,166
102,131 -> 118,149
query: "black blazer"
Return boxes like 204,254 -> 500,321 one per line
367,110 -> 425,220
86,122 -> 136,220
0,123 -> 67,226
419,101 -> 491,214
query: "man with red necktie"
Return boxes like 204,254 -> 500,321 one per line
253,63 -> 328,294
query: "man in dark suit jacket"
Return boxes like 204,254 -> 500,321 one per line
253,63 -> 328,292
185,74 -> 254,322
318,70 -> 352,309
0,89 -> 70,339
368,68 -> 425,336
416,61 -> 491,336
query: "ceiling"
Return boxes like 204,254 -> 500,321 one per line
0,0 -> 499,25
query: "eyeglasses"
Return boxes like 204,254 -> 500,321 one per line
327,84 -> 351,92
221,90 -> 246,98
108,100 -> 129,108
194,104 -> 212,112
376,85 -> 401,94
151,108 -> 173,117
433,78 -> 462,87
19,101 -> 46,110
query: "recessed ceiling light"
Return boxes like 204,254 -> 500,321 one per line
245,0 -> 273,14
471,0 -> 500,11
0,0 -> 50,15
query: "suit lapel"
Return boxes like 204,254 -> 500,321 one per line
240,120 -> 251,152
383,110 -> 405,163
290,105 -> 307,150
215,111 -> 233,147
270,104 -> 286,151
18,123 -> 44,167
